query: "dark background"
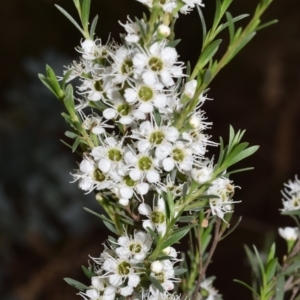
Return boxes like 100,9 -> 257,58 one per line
0,0 -> 299,299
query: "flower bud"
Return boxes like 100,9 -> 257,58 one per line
158,24 -> 171,38
278,227 -> 299,241
151,260 -> 163,273
184,80 -> 197,98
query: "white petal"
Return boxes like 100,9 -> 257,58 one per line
86,289 -> 99,299
160,70 -> 174,87
120,286 -> 134,297
124,151 -> 137,164
120,186 -> 133,199
163,157 -> 175,172
170,65 -> 183,77
155,143 -> 172,159
138,203 -> 152,216
79,178 -> 93,191
139,102 -> 153,113
133,53 -> 148,69
142,70 -> 157,85
109,274 -> 123,287
103,108 -> 117,120
146,170 -> 160,183
129,169 -> 142,181
143,220 -> 156,232
80,159 -> 94,174
91,276 -> 105,290
128,274 -> 141,287
119,116 -> 133,125
138,140 -> 151,153
119,198 -> 129,206
149,42 -> 159,54
165,127 -> 179,142
161,47 -> 177,65
136,182 -> 149,195
88,91 -> 102,101
124,88 -> 137,103
153,94 -> 167,108
98,158 -> 111,173
92,126 -> 105,135
125,33 -> 140,43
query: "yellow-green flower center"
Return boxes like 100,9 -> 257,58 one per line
129,242 -> 142,254
117,103 -> 131,116
118,261 -> 131,275
121,59 -> 134,75
149,131 -> 165,145
138,86 -> 154,101
94,169 -> 106,182
151,211 -> 165,224
108,148 -> 122,162
94,80 -> 103,92
154,272 -> 165,283
138,156 -> 152,171
149,57 -> 163,72
172,148 -> 184,162
124,175 -> 136,187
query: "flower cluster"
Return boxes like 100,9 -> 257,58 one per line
78,231 -> 180,299
281,175 -> 300,211
70,23 -> 221,208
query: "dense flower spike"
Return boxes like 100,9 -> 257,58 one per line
40,0 -> 277,298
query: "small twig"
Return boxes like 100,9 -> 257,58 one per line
289,284 -> 300,300
192,218 -> 222,300
124,206 -> 141,222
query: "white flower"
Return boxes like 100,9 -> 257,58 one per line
101,255 -> 141,294
103,98 -> 146,125
115,231 -> 153,263
199,277 -> 222,300
278,227 -> 299,241
124,83 -> 167,113
138,198 -> 167,235
133,41 -> 184,87
110,45 -> 136,86
191,161 -> 214,185
72,157 -> 113,193
149,259 -> 179,292
207,178 -> 239,221
78,277 -> 116,300
81,113 -> 113,135
281,175 -> 300,211
180,0 -> 205,14
125,150 -> 160,183
155,174 -> 184,197
120,17 -> 146,43
91,137 -> 125,174
136,0 -> 177,13
132,120 -> 179,155
162,141 -> 194,172
79,39 -> 110,61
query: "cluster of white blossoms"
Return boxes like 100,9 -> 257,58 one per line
136,0 -> 204,15
281,175 -> 300,211
78,230 -> 180,299
61,0 -> 237,298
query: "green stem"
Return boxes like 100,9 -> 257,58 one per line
175,0 -> 274,131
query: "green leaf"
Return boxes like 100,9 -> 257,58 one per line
64,278 -> 89,291
161,225 -> 193,249
266,258 -> 277,283
38,74 -> 61,99
267,243 -> 276,263
220,216 -> 242,240
225,167 -> 254,175
89,15 -> 98,38
81,0 -> 91,32
226,12 -> 235,43
275,265 -> 285,300
167,39 -> 181,48
256,19 -> 278,31
83,207 -> 114,223
65,131 -> 78,139
103,220 -> 118,235
147,275 -> 165,293
233,279 -> 260,297
61,69 -> 73,90
174,268 -> 187,275
55,5 -> 85,36
196,6 -> 206,45
196,39 -> 222,71
178,216 -> 196,223
72,137 -> 81,152
82,265 -> 94,279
